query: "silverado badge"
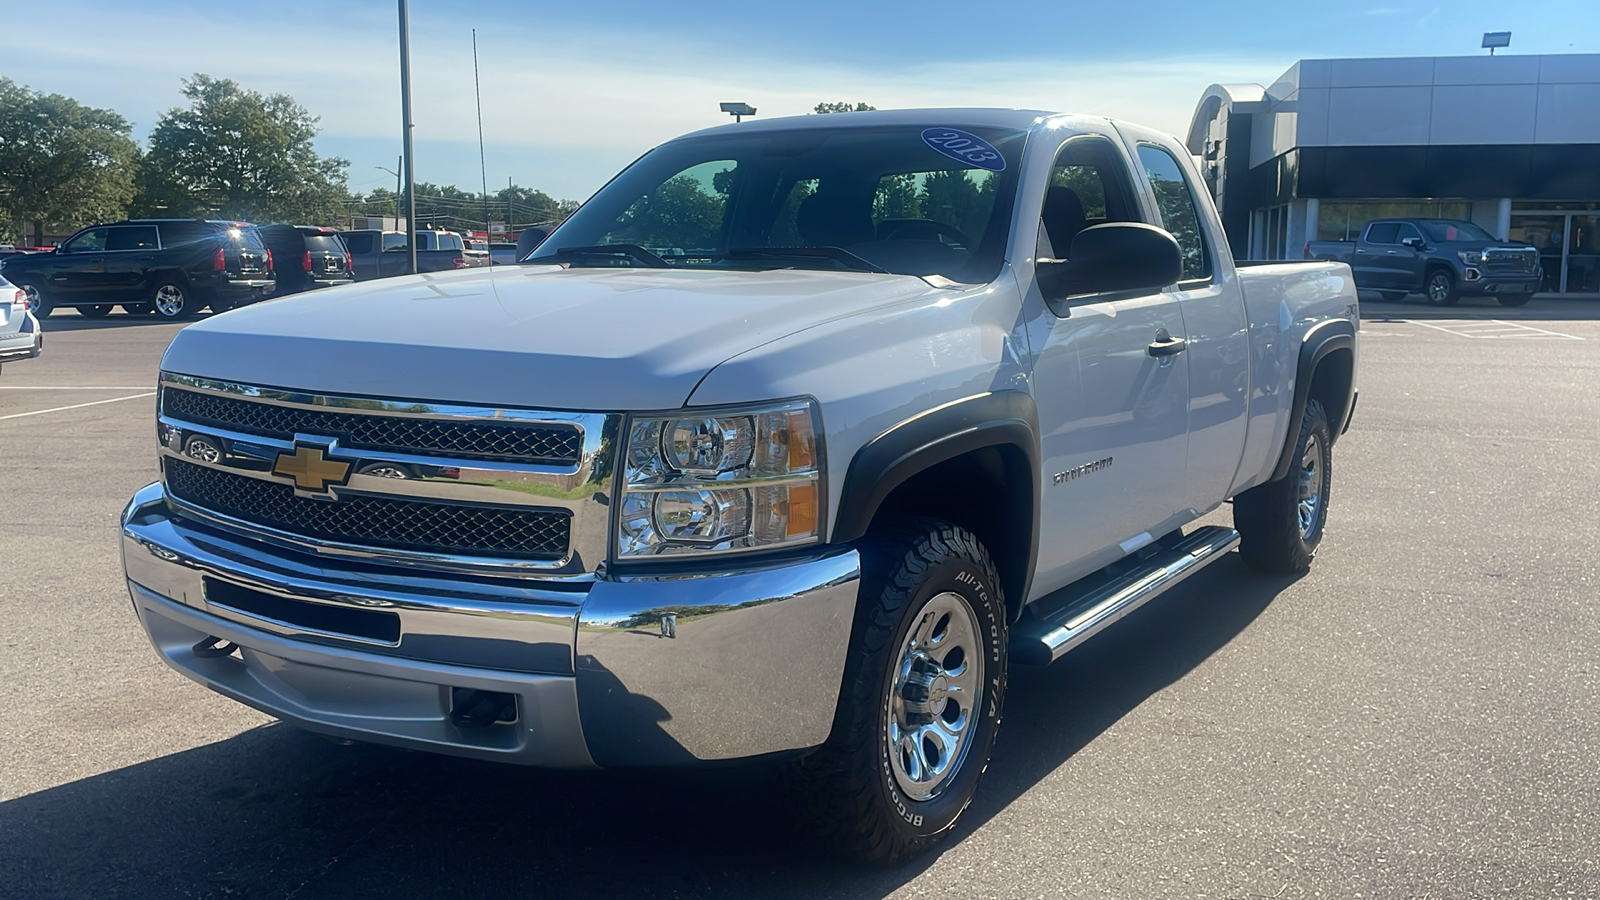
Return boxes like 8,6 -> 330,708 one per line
272,444 -> 351,494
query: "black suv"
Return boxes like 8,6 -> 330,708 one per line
256,225 -> 353,295
0,219 -> 276,319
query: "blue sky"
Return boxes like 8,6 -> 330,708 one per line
4,0 -> 1597,201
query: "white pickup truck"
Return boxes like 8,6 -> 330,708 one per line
122,109 -> 1358,863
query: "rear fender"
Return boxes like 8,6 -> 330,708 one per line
1269,318 -> 1355,482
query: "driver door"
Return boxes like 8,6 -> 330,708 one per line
1029,134 -> 1193,596
50,227 -> 111,300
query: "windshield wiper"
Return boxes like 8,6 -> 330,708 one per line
727,247 -> 889,274
547,244 -> 670,268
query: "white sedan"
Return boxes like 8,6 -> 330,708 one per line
0,272 -> 43,375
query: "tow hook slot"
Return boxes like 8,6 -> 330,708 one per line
449,688 -> 517,728
192,635 -> 240,659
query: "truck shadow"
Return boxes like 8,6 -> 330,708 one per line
0,555 -> 1293,900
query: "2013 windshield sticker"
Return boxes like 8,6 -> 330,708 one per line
921,129 -> 1006,172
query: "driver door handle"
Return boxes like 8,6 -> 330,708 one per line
1148,335 -> 1187,357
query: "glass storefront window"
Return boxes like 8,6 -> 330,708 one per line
1512,201 -> 1600,211
1509,211 -> 1600,294
1568,215 -> 1599,295
1317,200 -> 1473,242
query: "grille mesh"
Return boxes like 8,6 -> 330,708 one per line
162,388 -> 581,464
166,459 -> 570,559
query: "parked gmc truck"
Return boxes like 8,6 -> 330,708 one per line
122,109 -> 1359,863
1305,217 -> 1540,306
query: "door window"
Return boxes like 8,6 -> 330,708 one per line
105,226 -> 159,252
1040,135 -> 1141,259
382,233 -> 409,252
1136,144 -> 1212,282
1394,223 -> 1422,246
63,227 -> 111,253
1365,223 -> 1401,244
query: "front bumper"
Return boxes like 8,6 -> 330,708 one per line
121,482 -> 860,768
1456,268 -> 1541,295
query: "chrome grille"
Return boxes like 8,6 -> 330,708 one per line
166,458 -> 571,560
1484,248 -> 1537,273
163,387 -> 581,464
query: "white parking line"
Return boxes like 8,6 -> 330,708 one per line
0,392 -> 156,421
1405,319 -> 1585,340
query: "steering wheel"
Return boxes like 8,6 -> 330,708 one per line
880,220 -> 972,251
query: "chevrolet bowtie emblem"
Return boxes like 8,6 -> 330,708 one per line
272,444 -> 351,493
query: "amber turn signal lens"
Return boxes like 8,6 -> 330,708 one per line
786,482 -> 818,539
786,410 -> 816,470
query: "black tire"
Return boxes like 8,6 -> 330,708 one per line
1235,399 -> 1333,574
122,303 -> 153,316
790,518 -> 1007,864
78,304 -> 113,318
149,279 -> 195,320
1380,290 -> 1407,302
16,282 -> 50,318
1425,268 -> 1459,306
1497,292 -> 1533,308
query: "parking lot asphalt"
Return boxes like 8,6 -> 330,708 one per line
2,308 -> 1599,899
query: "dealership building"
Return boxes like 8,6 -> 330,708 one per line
1188,53 -> 1600,295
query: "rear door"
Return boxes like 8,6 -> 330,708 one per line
1353,222 -> 1402,289
1123,130 -> 1249,517
103,224 -> 161,300
1030,132 -> 1194,594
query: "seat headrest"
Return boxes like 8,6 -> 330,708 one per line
1042,186 -> 1087,255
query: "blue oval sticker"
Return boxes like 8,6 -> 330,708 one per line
921,128 -> 1006,171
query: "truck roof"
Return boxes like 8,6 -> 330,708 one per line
675,107 -> 1069,141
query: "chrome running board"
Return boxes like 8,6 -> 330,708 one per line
1011,525 -> 1240,666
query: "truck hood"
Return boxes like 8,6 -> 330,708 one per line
161,265 -> 943,410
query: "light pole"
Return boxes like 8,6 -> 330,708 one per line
719,101 -> 757,123
375,159 -> 401,223
398,0 -> 417,275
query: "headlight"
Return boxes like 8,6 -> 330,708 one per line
617,400 -> 821,558
1458,250 -> 1483,265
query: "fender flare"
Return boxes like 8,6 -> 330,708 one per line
1270,317 -> 1356,482
832,391 -> 1040,614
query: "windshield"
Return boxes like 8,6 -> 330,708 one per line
1418,219 -> 1493,242
531,124 -> 1027,282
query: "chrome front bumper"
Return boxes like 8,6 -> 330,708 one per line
122,482 -> 860,768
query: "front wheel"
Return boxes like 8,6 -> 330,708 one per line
790,518 -> 1007,864
1235,399 -> 1333,573
16,282 -> 50,318
1425,269 -> 1459,306
150,281 -> 195,320
1498,292 -> 1533,308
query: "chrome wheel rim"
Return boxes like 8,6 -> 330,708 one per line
1297,434 -> 1324,539
154,285 -> 185,316
1428,274 -> 1451,304
886,590 -> 984,802
21,284 -> 41,308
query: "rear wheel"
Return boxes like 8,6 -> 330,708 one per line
790,518 -> 1007,864
150,280 -> 195,320
1497,292 -> 1533,308
78,304 -> 113,318
1235,399 -> 1332,574
1425,269 -> 1459,306
1380,290 -> 1407,302
16,282 -> 50,318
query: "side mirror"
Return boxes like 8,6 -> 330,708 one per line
1401,236 -> 1425,250
1037,223 -> 1183,302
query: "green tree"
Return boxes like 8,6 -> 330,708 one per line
0,78 -> 139,244
136,74 -> 349,224
873,173 -> 920,222
918,169 -> 996,236
813,101 -> 877,114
